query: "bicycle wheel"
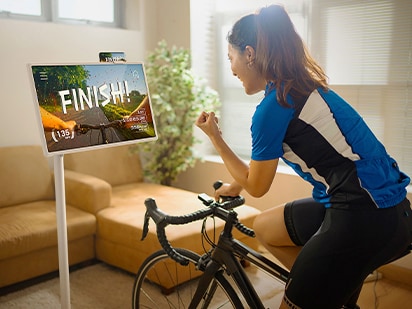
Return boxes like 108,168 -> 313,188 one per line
132,248 -> 242,308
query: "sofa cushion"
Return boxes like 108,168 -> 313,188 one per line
64,145 -> 143,186
0,145 -> 54,208
64,170 -> 112,214
0,201 -> 96,260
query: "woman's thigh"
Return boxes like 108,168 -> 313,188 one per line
253,203 -> 293,246
253,198 -> 325,247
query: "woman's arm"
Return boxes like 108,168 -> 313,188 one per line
196,111 -> 278,197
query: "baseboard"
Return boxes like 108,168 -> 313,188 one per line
378,264 -> 412,286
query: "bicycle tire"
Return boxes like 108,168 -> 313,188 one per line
132,248 -> 243,308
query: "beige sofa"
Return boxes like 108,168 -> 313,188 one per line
0,145 -> 110,288
64,145 -> 261,277
0,144 -> 261,290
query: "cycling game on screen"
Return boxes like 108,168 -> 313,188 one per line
29,63 -> 157,155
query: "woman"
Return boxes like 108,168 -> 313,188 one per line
195,5 -> 412,309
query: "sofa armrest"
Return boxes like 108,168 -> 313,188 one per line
62,170 -> 112,214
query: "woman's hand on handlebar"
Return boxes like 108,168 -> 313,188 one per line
214,181 -> 243,202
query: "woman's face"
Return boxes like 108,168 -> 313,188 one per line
228,44 -> 266,95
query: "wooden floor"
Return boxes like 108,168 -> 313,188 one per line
357,278 -> 412,309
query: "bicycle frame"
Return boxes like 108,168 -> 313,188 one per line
140,193 -> 290,308
188,207 -> 289,309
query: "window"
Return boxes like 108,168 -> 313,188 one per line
191,0 -> 412,179
0,0 -> 120,27
56,0 -> 118,26
0,0 -> 43,19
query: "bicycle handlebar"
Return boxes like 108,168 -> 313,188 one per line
74,119 -> 126,134
141,182 -> 255,265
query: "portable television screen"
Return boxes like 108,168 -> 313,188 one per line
28,62 -> 157,156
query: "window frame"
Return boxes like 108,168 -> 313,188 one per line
52,0 -> 121,28
0,0 -> 121,28
0,0 -> 48,22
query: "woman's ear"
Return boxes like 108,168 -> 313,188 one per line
245,45 -> 256,61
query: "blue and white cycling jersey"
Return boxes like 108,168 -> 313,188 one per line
251,86 -> 410,208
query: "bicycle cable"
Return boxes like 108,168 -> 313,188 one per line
201,216 -> 217,251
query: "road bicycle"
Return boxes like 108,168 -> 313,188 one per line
132,181 -> 290,308
132,181 -> 412,308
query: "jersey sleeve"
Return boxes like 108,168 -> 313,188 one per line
251,91 -> 295,161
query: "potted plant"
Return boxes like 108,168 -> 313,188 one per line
134,40 -> 221,186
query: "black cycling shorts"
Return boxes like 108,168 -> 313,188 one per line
284,198 -> 325,246
283,197 -> 412,309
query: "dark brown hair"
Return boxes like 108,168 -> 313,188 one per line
227,5 -> 328,106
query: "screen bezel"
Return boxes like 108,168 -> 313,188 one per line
28,62 -> 157,156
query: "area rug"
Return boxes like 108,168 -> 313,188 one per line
0,263 -> 134,309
